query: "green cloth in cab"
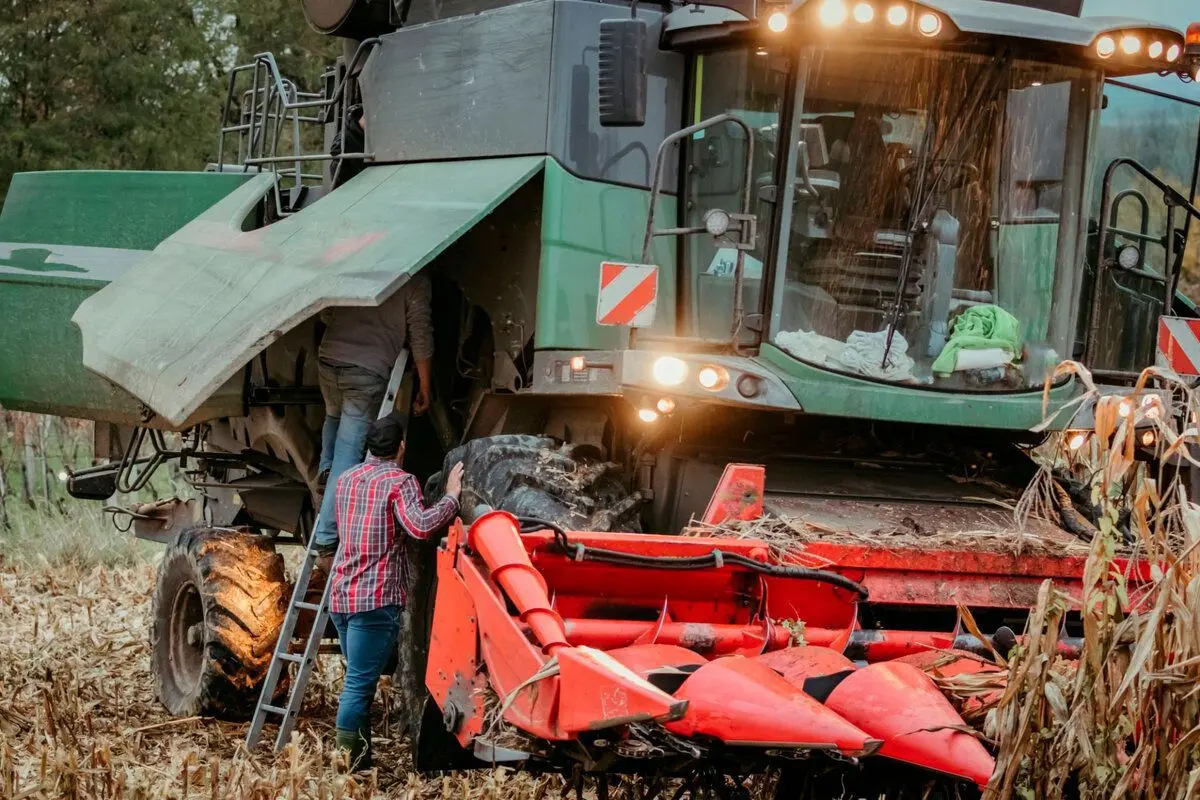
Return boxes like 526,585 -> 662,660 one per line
931,304 -> 1022,376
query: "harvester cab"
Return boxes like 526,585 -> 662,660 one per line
594,0 -> 1198,422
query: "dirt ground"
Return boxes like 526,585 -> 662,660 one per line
0,558 -> 561,800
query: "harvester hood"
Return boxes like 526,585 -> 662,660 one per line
72,156 -> 546,426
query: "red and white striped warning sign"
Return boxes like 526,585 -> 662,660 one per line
1157,316 -> 1200,375
596,261 -> 658,327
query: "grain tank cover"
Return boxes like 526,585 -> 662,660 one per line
73,156 -> 546,426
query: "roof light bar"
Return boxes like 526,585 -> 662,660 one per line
1093,29 -> 1184,67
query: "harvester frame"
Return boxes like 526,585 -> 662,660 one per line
3,0 -> 1200,789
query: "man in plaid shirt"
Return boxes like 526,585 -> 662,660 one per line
328,414 -> 464,771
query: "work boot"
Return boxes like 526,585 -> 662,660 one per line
334,727 -> 372,772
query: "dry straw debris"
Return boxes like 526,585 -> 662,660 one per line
7,363 -> 1200,798
0,559 -> 561,799
978,364 -> 1200,799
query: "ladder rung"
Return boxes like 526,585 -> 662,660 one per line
261,704 -> 289,716
277,653 -> 305,664
294,601 -> 321,612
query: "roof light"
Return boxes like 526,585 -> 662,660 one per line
656,397 -> 676,415
853,2 -> 875,23
1120,34 -> 1142,55
1187,22 -> 1200,48
917,12 -> 942,37
1141,430 -> 1156,447
638,408 -> 659,424
1096,35 -> 1116,58
767,10 -> 789,32
819,0 -> 849,27
1149,41 -> 1164,59
1168,43 -> 1182,62
886,4 -> 908,26
651,356 -> 688,387
1068,432 -> 1087,451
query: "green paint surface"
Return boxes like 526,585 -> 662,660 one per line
757,343 -> 1078,430
0,170 -> 254,249
0,170 -> 254,423
995,223 -> 1059,344
76,158 -> 545,425
537,160 -> 677,349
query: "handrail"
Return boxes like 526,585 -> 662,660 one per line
1085,157 -> 1200,365
215,39 -> 381,216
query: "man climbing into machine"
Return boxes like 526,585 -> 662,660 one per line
311,268 -> 437,570
327,414 -> 465,770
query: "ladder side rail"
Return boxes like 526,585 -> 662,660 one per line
246,348 -> 410,752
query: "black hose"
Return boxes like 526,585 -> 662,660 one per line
515,517 -> 869,600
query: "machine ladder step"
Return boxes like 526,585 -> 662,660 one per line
245,348 -> 410,752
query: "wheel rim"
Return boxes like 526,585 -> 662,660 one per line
168,581 -> 205,693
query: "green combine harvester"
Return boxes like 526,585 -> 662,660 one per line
3,0 -> 1200,789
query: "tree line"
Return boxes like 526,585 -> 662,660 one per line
0,0 -> 339,202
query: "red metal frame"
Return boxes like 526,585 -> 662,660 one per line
424,506 -> 1001,784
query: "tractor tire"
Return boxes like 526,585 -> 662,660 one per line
402,435 -> 643,769
150,528 -> 289,719
436,434 -> 644,530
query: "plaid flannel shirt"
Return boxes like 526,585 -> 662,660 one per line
329,455 -> 459,614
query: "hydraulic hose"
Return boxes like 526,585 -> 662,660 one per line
515,518 -> 869,600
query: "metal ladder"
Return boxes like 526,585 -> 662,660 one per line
246,348 -> 411,752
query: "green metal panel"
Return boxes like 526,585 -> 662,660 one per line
0,170 -> 254,249
995,223 -> 1059,344
0,170 -> 256,424
756,344 -> 1078,430
537,160 -> 677,349
75,157 -> 547,426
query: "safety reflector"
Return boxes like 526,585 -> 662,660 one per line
1157,316 -> 1200,376
597,261 -> 658,328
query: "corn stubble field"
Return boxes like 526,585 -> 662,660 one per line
5,363 -> 1200,799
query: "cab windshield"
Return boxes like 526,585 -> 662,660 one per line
770,47 -> 1096,390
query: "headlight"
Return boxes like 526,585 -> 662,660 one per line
697,365 -> 731,391
819,0 -> 849,27
852,2 -> 874,23
1168,43 -> 1182,62
1120,35 -> 1142,55
1096,35 -> 1116,58
1117,244 -> 1141,270
917,12 -> 942,37
1149,41 -> 1164,59
766,10 -> 789,32
1067,431 -> 1088,451
652,356 -> 688,387
885,4 -> 907,25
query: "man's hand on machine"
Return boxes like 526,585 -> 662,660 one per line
445,462 -> 465,500
413,383 -> 431,415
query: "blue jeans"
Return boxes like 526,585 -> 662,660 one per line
314,360 -> 387,547
330,605 -> 402,733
